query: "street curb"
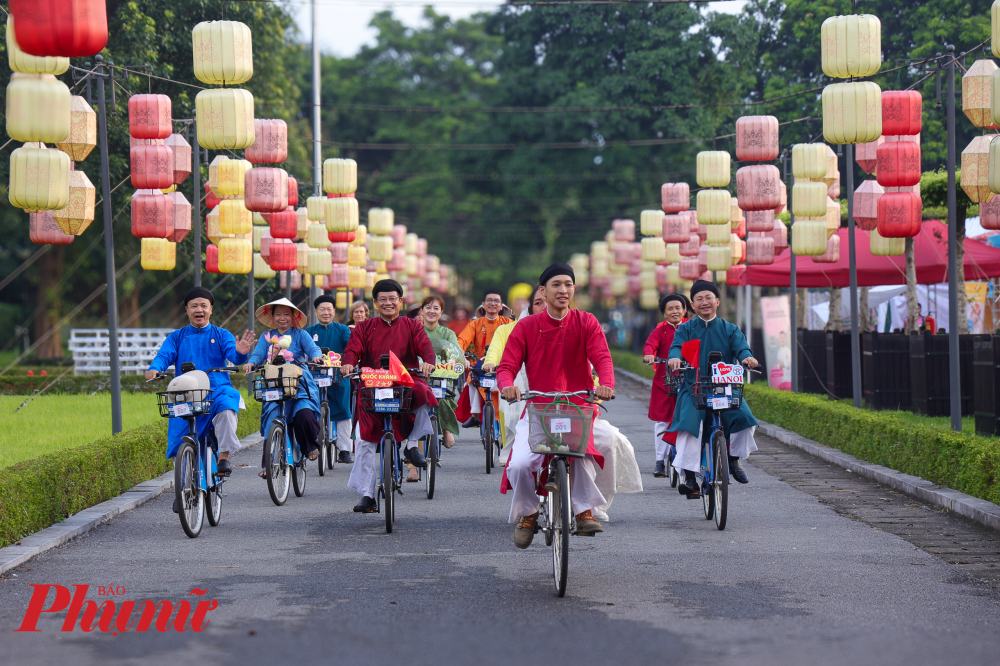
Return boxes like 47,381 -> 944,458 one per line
0,434 -> 263,575
613,368 -> 1000,533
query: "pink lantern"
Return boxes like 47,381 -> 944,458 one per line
660,182 -> 690,213
287,176 -> 298,208
29,210 -> 74,245
882,91 -> 922,137
726,264 -> 747,286
981,195 -> 1000,230
734,218 -> 746,239
814,235 -> 841,263
628,259 -> 642,277
269,208 -> 298,239
327,265 -> 349,289
855,137 -> 884,175
204,182 -> 221,210
166,191 -> 191,243
876,142 -> 921,188
735,115 -> 779,162
280,270 -> 303,290
662,214 -> 690,243
613,243 -> 632,265
415,257 -> 427,277
853,180 -> 883,231
128,94 -> 172,140
760,222 -> 788,255
679,258 -> 701,280
736,165 -> 781,212
679,233 -> 700,257
391,224 -> 407,247
877,191 -> 922,238
268,242 -> 298,271
612,219 -> 635,242
631,242 -> 644,262
130,144 -> 173,189
164,134 -> 191,185
774,180 -> 787,215
416,238 -> 428,257
260,234 -> 277,261
746,210 -> 775,232
330,242 -> 349,264
627,275 -> 642,296
387,248 -> 406,271
697,244 -> 709,273
245,168 -> 289,213
697,224 -> 707,244
130,190 -> 174,239
245,119 -> 288,164
745,235 -> 775,265
655,265 -> 668,288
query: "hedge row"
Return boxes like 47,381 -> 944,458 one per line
0,374 -> 157,396
0,399 -> 262,547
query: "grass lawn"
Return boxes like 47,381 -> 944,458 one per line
0,393 -> 161,468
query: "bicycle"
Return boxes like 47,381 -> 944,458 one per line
309,348 -> 342,476
650,356 -> 684,488
515,389 -> 604,598
467,353 -> 502,474
149,364 -> 240,539
252,359 -> 310,506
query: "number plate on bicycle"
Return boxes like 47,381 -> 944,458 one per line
263,389 -> 282,402
550,417 -> 572,434
373,400 -> 400,412
316,377 -> 333,387
709,396 -> 730,410
169,402 -> 192,417
431,387 -> 444,399
479,377 -> 496,388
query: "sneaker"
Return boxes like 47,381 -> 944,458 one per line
729,456 -> 749,484
353,496 -> 376,513
653,460 -> 666,478
591,508 -> 610,522
678,472 -> 700,497
575,510 -> 604,535
216,459 -> 232,476
462,416 -> 481,428
405,446 -> 427,469
514,513 -> 538,549
338,450 -> 354,464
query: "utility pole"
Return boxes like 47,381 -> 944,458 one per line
846,141 -> 861,408
783,150 -> 798,393
945,44 -> 961,431
309,0 -> 322,325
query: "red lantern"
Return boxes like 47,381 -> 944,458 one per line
10,0 -> 108,57
726,264 -> 747,286
660,182 -> 690,213
882,91 -> 922,137
131,190 -> 174,238
287,176 -> 298,208
130,145 -> 174,189
745,235 -> 774,265
662,214 -> 689,243
330,242 -> 349,264
612,219 -> 635,242
327,265 -> 349,289
877,192 -> 922,238
679,258 -> 701,280
387,248 -> 406,271
260,233 -> 275,260
613,243 -> 632,266
30,210 -> 74,245
736,165 -> 781,212
814,235 -> 841,263
206,244 -> 220,273
981,195 -> 1000,230
855,137 -> 884,175
164,134 -> 191,185
733,218 -> 746,239
328,231 -> 356,243
128,94 -> 172,140
678,233 -> 700,257
746,210 -> 775,232
204,182 -> 221,210
166,191 -> 191,243
391,224 -> 407,247
697,224 -> 707,244
268,241 -> 298,271
244,168 -> 289,213
876,142 -> 921,188
245,119 -> 288,164
268,208 -> 298,239
735,115 -> 779,162
853,180 -> 883,231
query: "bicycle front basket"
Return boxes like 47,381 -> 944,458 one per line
692,381 -> 743,411
664,370 -> 684,397
526,400 -> 596,458
157,390 -> 212,418
261,363 -> 302,399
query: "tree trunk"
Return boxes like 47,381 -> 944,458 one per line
118,273 -> 146,328
826,288 -> 842,332
33,246 -> 65,359
796,287 -> 807,328
956,210 -> 968,334
905,237 -> 919,334
859,286 -> 871,331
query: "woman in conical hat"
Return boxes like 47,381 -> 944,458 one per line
245,298 -> 325,475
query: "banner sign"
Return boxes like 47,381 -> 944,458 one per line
711,362 -> 744,384
760,295 -> 792,392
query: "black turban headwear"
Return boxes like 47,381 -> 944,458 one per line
372,279 -> 404,299
183,287 -> 214,306
659,293 -> 689,314
690,280 -> 720,301
538,263 -> 575,286
313,295 -> 336,309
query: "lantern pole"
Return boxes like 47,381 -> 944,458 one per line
846,142 -> 862,408
248,272 -> 255,337
191,120 -> 202,288
784,150 -> 798,393
309,0 -> 322,326
945,44 -> 961,431
285,271 -> 292,300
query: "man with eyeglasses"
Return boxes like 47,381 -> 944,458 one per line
340,280 -> 438,513
456,291 -> 512,428
667,280 -> 760,496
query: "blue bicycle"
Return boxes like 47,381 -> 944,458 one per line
468,354 -> 502,474
651,356 -> 684,488
253,359 -> 310,505
151,365 -> 240,539
310,349 -> 342,476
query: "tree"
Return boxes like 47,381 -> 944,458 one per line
922,168 -> 973,333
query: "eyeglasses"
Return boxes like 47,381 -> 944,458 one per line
376,297 -> 400,304
484,298 -> 502,304
693,296 -> 717,304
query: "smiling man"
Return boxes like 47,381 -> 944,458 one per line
457,290 -> 513,428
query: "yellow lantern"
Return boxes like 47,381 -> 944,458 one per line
192,21 -> 253,86
965,60 -> 999,129
792,182 -> 829,217
368,208 -> 394,235
730,233 -> 742,262
962,135 -> 997,204
305,196 -> 324,222
335,291 -> 348,310
822,82 -> 882,145
641,237 -> 665,262
141,238 -> 177,271
591,241 -> 609,260
218,198 -> 252,234
405,254 -> 418,276
195,89 -> 255,150
665,243 -> 681,264
591,258 -> 609,279
6,17 -> 69,75
696,151 -> 731,187
253,212 -> 267,226
639,289 -> 659,311
610,275 -> 628,297
869,228 -> 904,256
252,225 -> 266,251
826,198 -> 841,238
307,250 -> 332,276
706,246 -> 732,272
352,224 -> 367,246
254,252 -> 275,278
791,220 -> 828,256
6,74 -> 71,143
349,267 -> 367,289
370,235 -> 393,261
820,146 -> 839,188
307,223 -> 331,249
296,207 -> 309,240
208,156 -> 227,197
217,158 -> 250,196
729,197 -> 743,225
56,96 -> 96,162
994,2 -> 1000,58
53,168 -> 95,235
706,223 -> 730,246
206,207 -> 224,245
323,158 -> 358,194
820,15 -> 881,79
696,189 -> 730,225
325,196 -> 359,233
404,232 -> 418,255
988,136 -> 1000,195
218,237 -> 252,274
348,245 -> 367,267
666,264 -> 681,286
640,210 -> 663,236
9,145 -> 70,211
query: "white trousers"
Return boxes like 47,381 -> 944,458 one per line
505,415 -> 605,524
469,384 -> 483,415
653,421 -> 670,461
334,419 -> 352,451
347,404 -> 431,498
213,410 -> 240,454
673,424 -> 757,475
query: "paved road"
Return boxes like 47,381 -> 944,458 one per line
2,376 -> 999,665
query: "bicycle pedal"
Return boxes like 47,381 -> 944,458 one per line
573,531 -> 596,537
544,481 -> 558,493
214,470 -> 231,478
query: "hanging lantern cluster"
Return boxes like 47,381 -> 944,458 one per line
733,115 -> 779,274
875,92 -> 923,242
193,21 -> 256,151
820,14 -> 883,145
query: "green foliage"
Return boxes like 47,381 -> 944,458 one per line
0,373 -> 159,396
611,348 -> 654,380
0,398 -> 261,547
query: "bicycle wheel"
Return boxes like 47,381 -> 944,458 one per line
713,431 -> 729,531
702,440 -> 716,521
206,452 -> 223,527
425,416 -> 439,500
492,417 -> 502,466
551,458 -> 570,598
174,439 -> 204,538
266,423 -> 290,506
483,403 -> 494,474
292,439 -> 307,498
668,446 -> 679,488
318,402 -> 329,476
382,434 -> 395,534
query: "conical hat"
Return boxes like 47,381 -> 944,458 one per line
255,297 -> 307,329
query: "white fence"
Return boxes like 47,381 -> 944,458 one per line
69,329 -> 174,375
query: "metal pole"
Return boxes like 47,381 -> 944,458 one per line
744,283 -> 752,341
192,119 -> 201,288
946,44 -> 961,431
311,0 -> 322,327
285,271 -> 292,301
248,273 -> 254,335
94,55 -> 122,434
847,142 -> 862,408
786,152 -> 798,393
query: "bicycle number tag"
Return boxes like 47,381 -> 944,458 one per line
550,418 -> 572,434
316,377 -> 333,388
431,387 -> 444,399
375,388 -> 394,401
480,377 -> 496,388
171,402 -> 192,417
263,389 -> 282,402
710,396 -> 730,410
711,362 -> 744,384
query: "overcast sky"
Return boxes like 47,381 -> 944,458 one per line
288,0 -> 749,57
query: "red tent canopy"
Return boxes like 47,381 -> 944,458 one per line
745,220 -> 1000,287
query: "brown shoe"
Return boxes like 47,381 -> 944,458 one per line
575,510 -> 603,535
514,512 -> 538,549
406,464 -> 419,482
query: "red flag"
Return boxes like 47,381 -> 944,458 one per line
388,351 -> 414,386
681,340 -> 701,368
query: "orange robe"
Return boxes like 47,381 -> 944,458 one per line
456,315 -> 513,418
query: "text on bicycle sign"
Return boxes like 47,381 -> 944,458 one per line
711,362 -> 744,384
